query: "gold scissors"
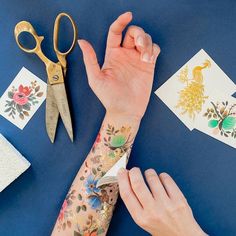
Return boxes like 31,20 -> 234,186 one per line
14,13 -> 77,143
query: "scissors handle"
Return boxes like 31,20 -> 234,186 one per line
53,13 -> 77,72
14,21 -> 51,65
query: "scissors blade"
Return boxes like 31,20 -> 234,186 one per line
51,83 -> 73,142
46,83 -> 59,143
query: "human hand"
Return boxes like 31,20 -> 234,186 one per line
78,12 -> 160,121
117,168 -> 207,236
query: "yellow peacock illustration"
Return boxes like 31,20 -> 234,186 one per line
176,59 -> 211,119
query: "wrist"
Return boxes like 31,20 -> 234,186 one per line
105,110 -> 142,126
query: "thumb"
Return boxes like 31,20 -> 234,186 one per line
78,39 -> 101,87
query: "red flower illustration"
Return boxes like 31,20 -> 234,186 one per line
18,85 -> 32,96
95,133 -> 101,146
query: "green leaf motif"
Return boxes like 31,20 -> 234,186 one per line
4,107 -> 11,113
36,92 -> 43,97
8,91 -> 14,99
80,176 -> 85,181
208,120 -> 219,128
97,227 -> 105,234
76,206 -> 81,213
108,151 -> 115,158
78,194 -> 82,200
74,231 -> 82,236
19,114 -> 24,120
92,168 -> 97,175
23,103 -> 31,111
111,135 -> 126,148
81,205 -> 87,211
35,85 -> 40,93
222,117 -> 236,130
16,104 -> 23,113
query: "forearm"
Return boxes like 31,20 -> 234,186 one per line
51,112 -> 141,236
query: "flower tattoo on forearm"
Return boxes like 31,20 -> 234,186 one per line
54,123 -> 133,235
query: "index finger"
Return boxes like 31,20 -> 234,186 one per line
117,168 -> 143,217
106,12 -> 132,49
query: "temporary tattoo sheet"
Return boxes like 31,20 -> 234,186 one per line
96,152 -> 128,188
194,90 -> 236,148
155,49 -> 236,130
0,67 -> 47,129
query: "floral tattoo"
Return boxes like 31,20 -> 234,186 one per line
4,81 -> 44,120
204,101 -> 236,138
55,124 -> 133,235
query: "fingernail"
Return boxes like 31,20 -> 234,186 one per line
153,44 -> 161,54
118,167 -> 126,176
125,11 -> 132,17
137,36 -> 144,47
160,172 -> 169,179
142,52 -> 151,62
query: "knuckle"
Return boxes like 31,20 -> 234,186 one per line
170,202 -> 188,215
149,210 -> 160,221
128,25 -> 144,34
136,216 -> 148,228
109,23 -> 118,34
146,174 -> 157,183
131,178 -> 141,189
128,24 -> 139,30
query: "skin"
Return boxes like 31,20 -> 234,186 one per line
117,168 -> 208,236
52,12 -> 207,236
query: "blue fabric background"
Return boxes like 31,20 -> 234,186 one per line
0,1 -> 236,235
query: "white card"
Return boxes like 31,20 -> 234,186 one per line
155,49 -> 236,130
194,90 -> 236,148
0,67 -> 47,129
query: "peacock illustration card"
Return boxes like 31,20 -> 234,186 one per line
155,49 -> 236,130
0,67 -> 47,129
194,90 -> 236,148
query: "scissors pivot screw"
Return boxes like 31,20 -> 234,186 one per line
53,75 -> 59,81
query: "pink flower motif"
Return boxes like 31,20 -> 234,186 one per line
13,85 -> 32,105
58,200 -> 68,222
13,92 -> 28,105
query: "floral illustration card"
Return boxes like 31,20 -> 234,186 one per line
194,90 -> 236,148
0,67 -> 47,129
155,49 -> 236,130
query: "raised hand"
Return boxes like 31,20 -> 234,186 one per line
78,12 -> 160,120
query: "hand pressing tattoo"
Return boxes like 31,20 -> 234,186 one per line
118,168 -> 208,236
